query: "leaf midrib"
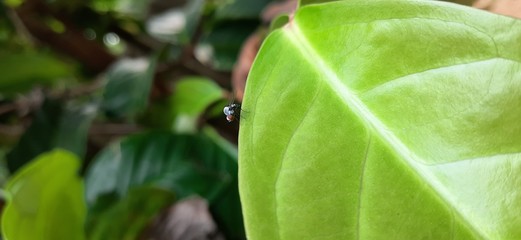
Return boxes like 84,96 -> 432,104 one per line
284,17 -> 486,238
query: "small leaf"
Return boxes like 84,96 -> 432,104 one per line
171,77 -> 223,116
170,77 -> 224,132
1,149 -> 86,240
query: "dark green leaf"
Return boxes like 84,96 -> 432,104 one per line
85,130 -> 244,239
0,51 -> 71,96
87,187 -> 175,240
214,0 -> 272,20
1,149 -> 86,240
101,55 -> 157,119
6,99 -> 96,173
197,21 -> 258,71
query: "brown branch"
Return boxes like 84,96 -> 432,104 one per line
15,0 -> 116,74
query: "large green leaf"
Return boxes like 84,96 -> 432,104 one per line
1,149 -> 86,240
85,129 -> 245,239
239,1 -> 521,239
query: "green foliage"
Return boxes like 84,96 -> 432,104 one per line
1,0 -> 265,238
198,20 -> 259,71
4,0 -> 511,238
87,187 -> 175,240
6,99 -> 95,173
1,150 -> 86,240
101,55 -> 157,119
86,130 -> 244,239
240,1 -> 521,239
269,14 -> 289,32
0,51 -> 72,96
169,77 -> 224,131
214,0 -> 272,20
146,0 -> 205,45
171,77 -> 223,116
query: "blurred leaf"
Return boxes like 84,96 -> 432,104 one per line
214,0 -> 272,20
171,77 -> 223,116
6,99 -> 96,173
146,0 -> 205,45
55,103 -> 97,157
1,149 -> 86,240
197,21 -> 258,71
207,98 -> 228,118
88,187 -> 175,240
4,0 -> 23,8
101,56 -> 157,119
0,51 -> 71,96
90,0 -> 147,19
170,77 -> 224,132
141,77 -> 224,131
85,130 -> 244,239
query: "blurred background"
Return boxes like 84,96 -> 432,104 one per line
0,0 -> 518,239
0,0 -> 298,239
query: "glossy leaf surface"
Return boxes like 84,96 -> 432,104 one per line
101,56 -> 157,119
239,1 -> 521,239
85,130 -> 244,239
1,150 -> 86,240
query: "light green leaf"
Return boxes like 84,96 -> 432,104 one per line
1,149 -> 86,240
171,77 -> 223,116
170,77 -> 224,132
239,1 -> 521,239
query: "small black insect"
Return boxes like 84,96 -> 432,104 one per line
223,103 -> 241,122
